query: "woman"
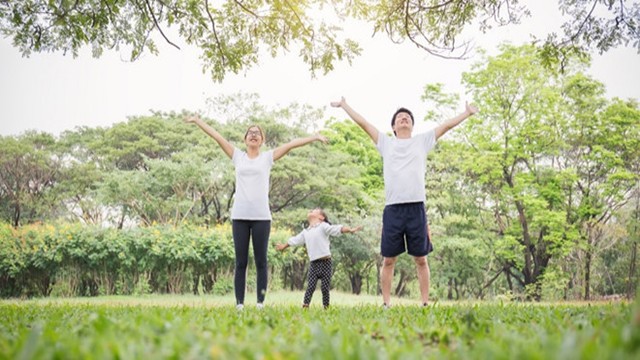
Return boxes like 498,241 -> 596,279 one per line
185,115 -> 327,310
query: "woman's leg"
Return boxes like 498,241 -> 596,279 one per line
232,220 -> 251,305
251,220 -> 271,304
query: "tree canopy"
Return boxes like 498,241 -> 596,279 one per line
2,1 -> 637,80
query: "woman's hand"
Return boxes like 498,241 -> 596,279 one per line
330,97 -> 346,108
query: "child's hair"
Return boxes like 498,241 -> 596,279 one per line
317,208 -> 331,225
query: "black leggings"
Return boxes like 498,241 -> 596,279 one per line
232,220 -> 271,305
304,258 -> 333,308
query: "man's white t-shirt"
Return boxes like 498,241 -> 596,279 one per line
376,130 -> 437,205
230,148 -> 274,220
287,222 -> 344,261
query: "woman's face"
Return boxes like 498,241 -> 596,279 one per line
244,126 -> 264,147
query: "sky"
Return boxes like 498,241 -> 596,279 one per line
1,2 -> 639,137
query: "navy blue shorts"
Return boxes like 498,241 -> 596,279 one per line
381,202 -> 433,257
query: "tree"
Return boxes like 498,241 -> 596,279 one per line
538,0 -> 640,70
0,132 -> 63,227
2,1 -> 637,80
0,0 -> 361,81
57,126 -> 108,225
462,44 -> 576,300
559,83 -> 640,299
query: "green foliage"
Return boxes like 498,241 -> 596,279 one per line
0,0 -> 362,81
0,222 -> 291,298
324,120 -> 383,204
4,1 -> 636,79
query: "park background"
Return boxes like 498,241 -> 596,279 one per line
1,1 -> 639,359
0,0 -> 639,303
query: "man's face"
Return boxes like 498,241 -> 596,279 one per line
392,111 -> 414,133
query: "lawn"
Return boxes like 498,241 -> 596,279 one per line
0,291 -> 637,359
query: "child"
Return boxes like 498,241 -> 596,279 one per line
276,208 -> 362,308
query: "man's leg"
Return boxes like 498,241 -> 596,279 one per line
414,256 -> 430,305
380,256 -> 397,306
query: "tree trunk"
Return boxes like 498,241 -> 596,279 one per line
12,204 -> 20,228
583,249 -> 592,300
627,241 -> 637,300
395,271 -> 407,296
350,273 -> 362,295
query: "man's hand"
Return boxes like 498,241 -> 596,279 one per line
184,115 -> 200,123
465,102 -> 479,116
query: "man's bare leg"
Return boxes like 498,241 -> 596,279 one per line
415,256 -> 430,305
381,256 -> 397,306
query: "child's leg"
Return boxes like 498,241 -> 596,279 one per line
303,261 -> 320,305
319,259 -> 333,308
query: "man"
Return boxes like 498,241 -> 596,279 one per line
330,97 -> 478,307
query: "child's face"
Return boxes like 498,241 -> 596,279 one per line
307,208 -> 325,222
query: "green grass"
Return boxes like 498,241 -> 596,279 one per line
0,292 -> 638,360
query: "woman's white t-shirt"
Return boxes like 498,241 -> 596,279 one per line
376,130 -> 437,205
230,148 -> 274,220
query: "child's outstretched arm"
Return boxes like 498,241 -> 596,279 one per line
277,232 -> 305,251
341,225 -> 363,234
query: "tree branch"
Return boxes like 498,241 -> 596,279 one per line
205,0 -> 226,67
143,0 -> 180,50
564,0 -> 599,45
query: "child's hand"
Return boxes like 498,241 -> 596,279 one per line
275,243 -> 287,251
351,225 -> 363,233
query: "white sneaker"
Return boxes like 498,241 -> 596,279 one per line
383,303 -> 390,310
256,303 -> 264,310
236,304 -> 244,311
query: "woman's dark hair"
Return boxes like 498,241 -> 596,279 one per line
391,107 -> 415,136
